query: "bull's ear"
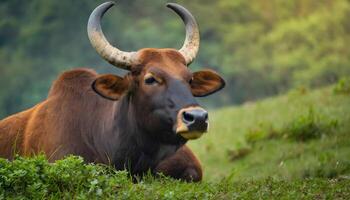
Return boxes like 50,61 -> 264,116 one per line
191,70 -> 225,97
92,74 -> 129,100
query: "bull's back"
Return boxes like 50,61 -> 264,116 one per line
0,68 -> 113,161
23,68 -> 106,160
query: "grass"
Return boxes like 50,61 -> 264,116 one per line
1,156 -> 349,199
190,85 -> 350,181
1,84 -> 350,199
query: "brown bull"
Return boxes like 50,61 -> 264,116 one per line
0,2 -> 225,182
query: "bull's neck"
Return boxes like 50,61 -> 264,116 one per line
114,94 -> 159,152
105,94 -> 175,174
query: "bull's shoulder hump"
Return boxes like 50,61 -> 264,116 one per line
48,68 -> 99,97
56,68 -> 98,82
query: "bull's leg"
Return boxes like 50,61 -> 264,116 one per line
155,145 -> 202,182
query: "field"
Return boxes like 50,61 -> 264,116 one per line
1,84 -> 350,199
190,84 -> 350,181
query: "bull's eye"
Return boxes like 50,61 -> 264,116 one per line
145,77 -> 157,85
144,73 -> 161,85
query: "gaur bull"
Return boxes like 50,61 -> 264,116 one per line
0,1 -> 225,182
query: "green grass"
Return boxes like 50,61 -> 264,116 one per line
1,156 -> 349,199
1,85 -> 350,199
190,85 -> 350,181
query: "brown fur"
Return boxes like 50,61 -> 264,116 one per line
155,145 -> 202,182
0,68 -> 111,162
0,49 -> 224,182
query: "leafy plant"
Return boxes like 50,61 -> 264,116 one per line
0,155 -> 131,199
0,155 -> 350,199
333,77 -> 350,94
226,147 -> 252,161
302,153 -> 350,178
282,108 -> 338,142
245,122 -> 278,144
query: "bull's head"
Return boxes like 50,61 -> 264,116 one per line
88,2 -> 225,143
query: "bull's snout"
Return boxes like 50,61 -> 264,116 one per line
182,109 -> 208,132
176,106 -> 209,140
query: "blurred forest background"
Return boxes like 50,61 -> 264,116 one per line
0,0 -> 349,118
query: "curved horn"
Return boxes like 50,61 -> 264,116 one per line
167,3 -> 200,65
87,1 -> 137,70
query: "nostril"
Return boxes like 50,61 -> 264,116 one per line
183,111 -> 195,123
204,112 -> 208,122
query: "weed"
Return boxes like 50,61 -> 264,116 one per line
0,156 -> 350,199
245,108 -> 339,143
282,108 -> 338,142
288,86 -> 309,97
245,122 -> 278,144
0,155 -> 131,199
302,153 -> 350,178
226,147 -> 252,161
333,77 -> 350,94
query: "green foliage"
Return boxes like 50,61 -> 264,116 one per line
282,108 -> 338,142
302,152 -> 350,178
1,0 -> 350,117
186,0 -> 350,104
334,77 -> 350,94
0,155 -> 131,199
226,146 -> 252,161
0,156 -> 350,199
245,122 -> 278,144
244,107 -> 338,143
